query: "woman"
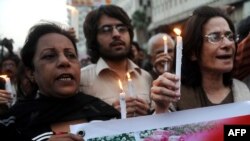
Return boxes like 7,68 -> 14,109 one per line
151,6 -> 250,113
1,22 -> 120,141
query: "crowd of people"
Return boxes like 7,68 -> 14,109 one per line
0,4 -> 249,141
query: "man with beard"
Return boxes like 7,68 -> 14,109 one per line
80,5 -> 153,118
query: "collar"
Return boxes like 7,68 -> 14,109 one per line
95,57 -> 141,76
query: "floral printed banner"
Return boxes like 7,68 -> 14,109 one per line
70,101 -> 250,141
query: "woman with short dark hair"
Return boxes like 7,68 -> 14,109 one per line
1,22 -> 120,141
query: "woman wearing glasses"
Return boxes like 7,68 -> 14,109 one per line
151,6 -> 250,113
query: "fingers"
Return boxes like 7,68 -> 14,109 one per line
113,97 -> 150,117
112,99 -> 120,111
134,98 -> 150,115
151,86 -> 179,103
0,91 -> 12,104
112,97 -> 137,116
153,72 -> 179,90
125,97 -> 136,117
153,54 -> 170,67
151,82 -> 180,102
151,73 -> 181,113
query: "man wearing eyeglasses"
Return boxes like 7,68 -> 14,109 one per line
80,5 -> 153,118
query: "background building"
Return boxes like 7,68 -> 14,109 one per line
148,0 -> 250,41
67,0 -> 250,55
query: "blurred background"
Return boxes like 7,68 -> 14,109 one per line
0,0 -> 249,62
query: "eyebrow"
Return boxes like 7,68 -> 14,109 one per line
206,30 -> 232,34
98,23 -> 125,28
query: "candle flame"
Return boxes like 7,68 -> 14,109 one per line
127,72 -> 131,81
162,35 -> 167,41
173,28 -> 181,36
118,79 -> 123,90
0,75 -> 8,79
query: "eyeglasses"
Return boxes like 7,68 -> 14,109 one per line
98,24 -> 129,35
204,31 -> 238,44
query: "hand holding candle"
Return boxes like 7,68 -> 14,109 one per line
163,35 -> 168,72
118,79 -> 127,119
0,75 -> 16,106
173,28 -> 183,95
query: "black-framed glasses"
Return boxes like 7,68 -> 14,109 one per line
98,24 -> 128,35
204,31 -> 238,44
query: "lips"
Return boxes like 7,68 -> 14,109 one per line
56,73 -> 74,81
110,40 -> 125,47
216,54 -> 233,59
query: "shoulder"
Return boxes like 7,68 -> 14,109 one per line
140,69 -> 153,80
81,64 -> 97,72
233,78 -> 249,89
232,78 -> 250,101
80,64 -> 97,82
0,116 -> 30,141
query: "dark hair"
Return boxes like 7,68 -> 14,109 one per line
0,53 -> 20,68
181,6 -> 236,87
16,62 -> 38,100
132,41 -> 141,51
21,22 -> 77,70
237,16 -> 250,43
83,5 -> 134,63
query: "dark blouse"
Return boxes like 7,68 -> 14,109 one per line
1,92 -> 120,141
175,85 -> 234,111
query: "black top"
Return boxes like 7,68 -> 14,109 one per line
0,92 -> 120,141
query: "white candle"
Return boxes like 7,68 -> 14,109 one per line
118,79 -> 127,119
127,72 -> 136,98
173,28 -> 183,95
0,75 -> 15,106
163,35 -> 168,72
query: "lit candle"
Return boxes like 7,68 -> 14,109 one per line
163,35 -> 168,72
0,75 -> 15,106
127,72 -> 136,98
173,28 -> 183,95
118,79 -> 127,119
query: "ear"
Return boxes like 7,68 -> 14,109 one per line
25,68 -> 35,82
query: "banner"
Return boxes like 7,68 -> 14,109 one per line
70,101 -> 250,141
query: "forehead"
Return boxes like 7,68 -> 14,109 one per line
2,60 -> 16,65
203,17 -> 231,34
152,37 -> 174,50
98,15 -> 123,26
36,33 -> 75,52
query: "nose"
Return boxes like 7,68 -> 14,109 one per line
112,27 -> 121,38
58,54 -> 70,67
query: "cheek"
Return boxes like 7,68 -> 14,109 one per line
75,65 -> 81,83
34,70 -> 44,85
33,64 -> 50,85
97,35 -> 108,45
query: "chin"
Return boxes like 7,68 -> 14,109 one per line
56,88 -> 77,96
